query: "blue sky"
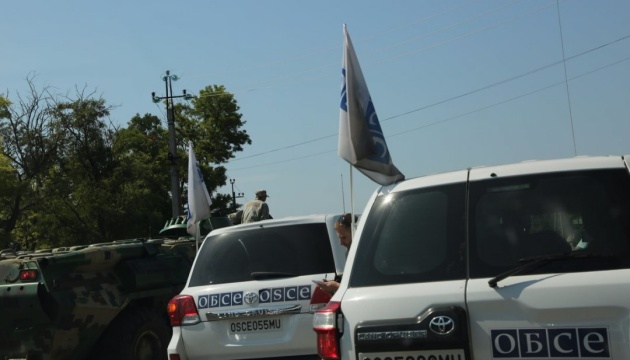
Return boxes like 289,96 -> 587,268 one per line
3,0 -> 630,219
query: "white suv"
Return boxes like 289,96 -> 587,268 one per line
314,155 -> 630,359
168,214 -> 348,360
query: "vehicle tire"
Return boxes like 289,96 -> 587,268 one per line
91,307 -> 171,360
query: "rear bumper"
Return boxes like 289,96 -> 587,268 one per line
167,326 -> 189,360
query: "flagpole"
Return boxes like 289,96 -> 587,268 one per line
195,222 -> 200,252
341,173 -> 346,213
349,164 -> 356,238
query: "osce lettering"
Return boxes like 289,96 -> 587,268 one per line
491,328 -> 610,358
197,285 -> 311,309
259,285 -> 311,303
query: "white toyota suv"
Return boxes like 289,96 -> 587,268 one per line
167,214 -> 348,360
314,155 -> 630,359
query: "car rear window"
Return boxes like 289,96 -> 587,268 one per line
188,223 -> 336,286
349,183 -> 467,287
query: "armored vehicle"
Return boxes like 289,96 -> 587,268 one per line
0,215 -> 231,360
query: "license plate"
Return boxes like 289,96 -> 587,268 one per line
229,318 -> 283,334
359,349 -> 465,360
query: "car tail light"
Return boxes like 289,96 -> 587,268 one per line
313,301 -> 342,360
169,355 -> 181,360
19,269 -> 38,281
310,285 -> 332,312
167,295 -> 200,326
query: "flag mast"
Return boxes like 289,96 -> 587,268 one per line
337,24 -> 404,233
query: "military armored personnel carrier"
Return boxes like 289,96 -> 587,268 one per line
0,215 -> 231,360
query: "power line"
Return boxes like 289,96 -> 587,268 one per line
556,0 -> 577,156
182,0 -> 482,81
227,54 -> 630,172
188,0 -> 545,96
390,55 -> 630,139
226,34 -> 630,165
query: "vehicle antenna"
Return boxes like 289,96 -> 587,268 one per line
341,173 -> 346,213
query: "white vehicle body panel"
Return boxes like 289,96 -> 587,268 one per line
179,278 -> 322,359
170,214 -> 348,360
331,155 -> 630,360
339,281 -> 466,360
467,270 -> 630,359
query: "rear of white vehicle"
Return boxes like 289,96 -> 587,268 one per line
169,215 -> 346,360
315,155 -> 630,360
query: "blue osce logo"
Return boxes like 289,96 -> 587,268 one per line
197,291 -> 243,309
259,285 -> 311,303
491,328 -> 610,358
197,285 -> 311,309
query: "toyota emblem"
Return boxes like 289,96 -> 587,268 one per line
429,316 -> 455,335
244,292 -> 259,305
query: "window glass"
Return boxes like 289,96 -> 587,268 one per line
349,183 -> 466,287
189,223 -> 335,286
470,169 -> 630,277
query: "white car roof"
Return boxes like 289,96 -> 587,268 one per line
378,155 -> 628,195
207,214 -> 338,236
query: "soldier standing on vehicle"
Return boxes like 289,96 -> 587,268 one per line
241,190 -> 272,223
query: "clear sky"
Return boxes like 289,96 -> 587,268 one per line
3,0 -> 630,219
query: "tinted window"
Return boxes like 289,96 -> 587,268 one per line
189,223 -> 335,286
349,183 -> 466,287
470,169 -> 630,277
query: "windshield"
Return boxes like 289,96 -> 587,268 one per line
349,183 -> 467,287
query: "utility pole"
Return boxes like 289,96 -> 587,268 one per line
229,179 -> 244,212
152,70 -> 193,218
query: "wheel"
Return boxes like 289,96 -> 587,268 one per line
91,307 -> 171,360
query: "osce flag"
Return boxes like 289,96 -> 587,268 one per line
186,141 -> 212,236
338,25 -> 404,186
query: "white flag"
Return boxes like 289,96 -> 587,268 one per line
186,141 -> 212,236
338,25 -> 404,186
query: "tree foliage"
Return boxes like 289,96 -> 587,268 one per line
0,78 -> 250,250
174,85 -> 251,212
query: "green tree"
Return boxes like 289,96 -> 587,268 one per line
1,79 -> 250,249
0,78 -> 63,250
0,144 -> 20,250
0,96 -> 16,249
41,91 -> 118,246
112,114 -> 174,237
174,85 -> 251,213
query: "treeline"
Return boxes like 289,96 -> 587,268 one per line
0,76 -> 251,250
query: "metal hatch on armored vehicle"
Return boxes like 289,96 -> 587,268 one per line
0,236 -> 199,360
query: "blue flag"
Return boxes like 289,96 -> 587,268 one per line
338,25 -> 404,186
186,141 -> 212,236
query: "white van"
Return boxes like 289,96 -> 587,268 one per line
314,155 -> 630,360
168,214 -> 348,360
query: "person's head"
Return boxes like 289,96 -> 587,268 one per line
335,213 -> 357,250
255,190 -> 269,201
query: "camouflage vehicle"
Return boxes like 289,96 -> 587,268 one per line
0,215 -> 231,360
